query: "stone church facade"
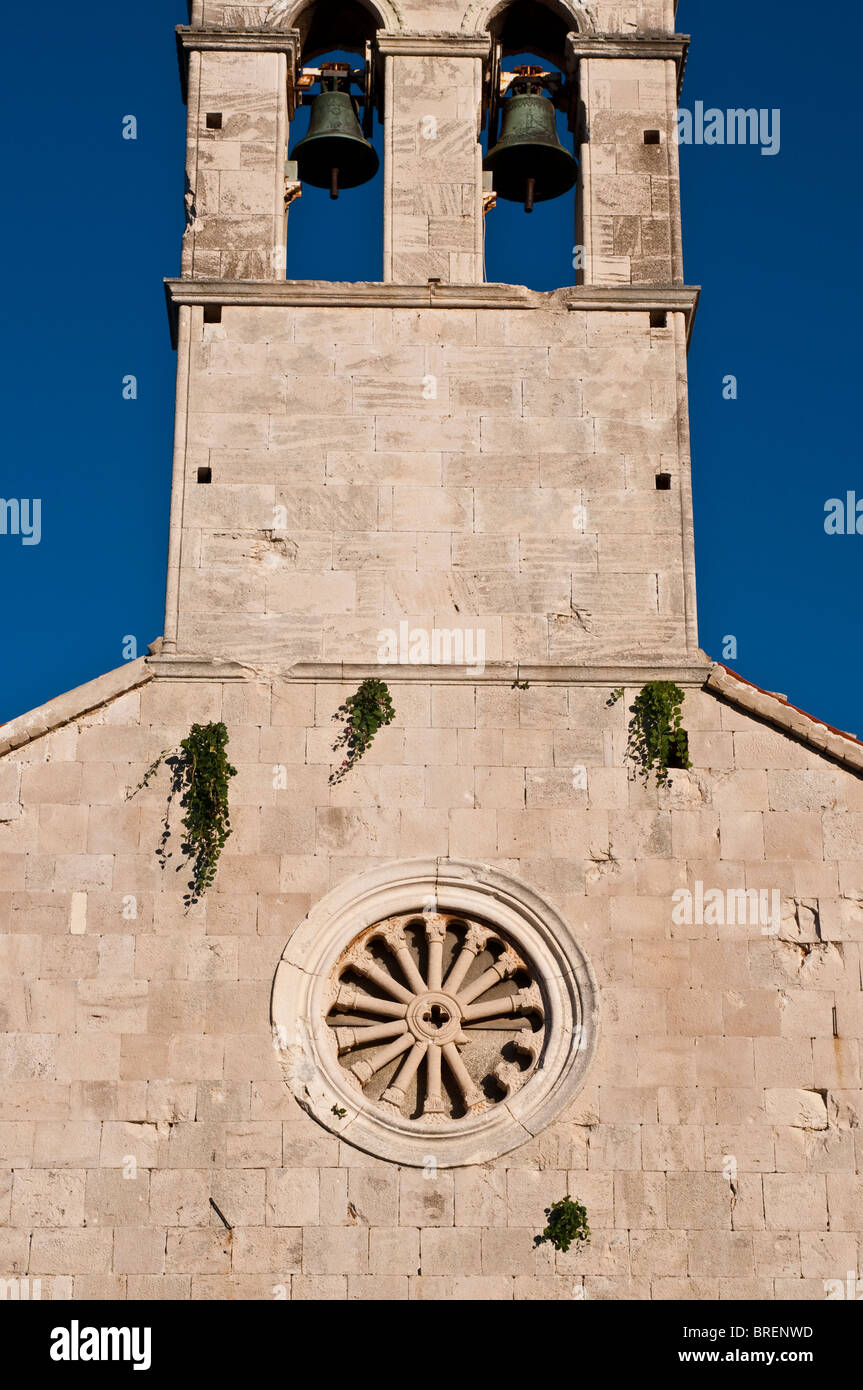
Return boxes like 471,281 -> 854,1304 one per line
1,0 -> 861,1300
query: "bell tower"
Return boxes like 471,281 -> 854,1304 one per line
163,0 -> 700,682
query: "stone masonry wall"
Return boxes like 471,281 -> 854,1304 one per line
581,57 -> 681,286
1,673 -> 861,1299
184,50 -> 287,281
386,54 -> 485,285
175,302 -> 691,666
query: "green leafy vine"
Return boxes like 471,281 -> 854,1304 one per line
535,1195 -> 591,1254
618,680 -> 691,786
132,720 -> 237,902
330,679 -> 395,784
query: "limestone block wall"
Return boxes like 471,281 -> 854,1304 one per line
384,52 -> 484,284
1,670 -> 861,1299
587,1 -> 676,37
171,301 -> 693,666
581,57 -> 682,286
183,50 -> 289,280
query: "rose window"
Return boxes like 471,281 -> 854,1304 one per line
272,859 -> 598,1167
327,914 -> 545,1121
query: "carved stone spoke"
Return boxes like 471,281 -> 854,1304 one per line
442,923 -> 490,995
326,913 -> 546,1122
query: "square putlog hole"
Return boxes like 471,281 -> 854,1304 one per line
650,310 -> 668,329
644,129 -> 661,145
655,473 -> 672,491
203,305 -> 222,324
197,467 -> 212,484
206,112 -> 223,130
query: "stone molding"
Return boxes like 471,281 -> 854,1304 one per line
176,23 -> 301,53
146,655 -> 256,682
128,655 -> 715,685
567,34 -> 689,95
271,857 -> 599,1166
164,278 -> 701,344
175,25 -> 301,101
288,660 -> 713,684
376,33 -> 491,57
706,663 -> 863,776
0,652 -> 156,758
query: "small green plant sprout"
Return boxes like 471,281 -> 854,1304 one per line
330,679 -> 395,784
512,677 -> 530,690
606,686 -> 624,707
535,1195 -> 591,1254
130,721 -> 237,904
331,1105 -> 347,1119
624,680 -> 691,787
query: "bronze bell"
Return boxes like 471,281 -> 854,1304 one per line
484,66 -> 578,212
291,63 -> 379,200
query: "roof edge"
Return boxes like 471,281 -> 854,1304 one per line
0,644 -> 160,758
705,663 -> 863,775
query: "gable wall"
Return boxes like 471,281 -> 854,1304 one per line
1,676 -> 860,1299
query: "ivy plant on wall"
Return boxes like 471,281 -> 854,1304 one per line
133,720 -> 237,903
610,681 -> 691,786
330,679 -> 395,784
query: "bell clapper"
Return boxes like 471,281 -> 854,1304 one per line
525,177 -> 535,213
330,168 -> 339,200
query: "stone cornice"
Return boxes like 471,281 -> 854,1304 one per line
293,661 -> 713,685
164,278 -> 700,346
567,34 -> 690,97
147,656 -> 258,682
376,33 -> 491,58
175,25 -> 301,101
143,655 -> 714,686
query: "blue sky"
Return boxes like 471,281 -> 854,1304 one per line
1,1 -> 859,736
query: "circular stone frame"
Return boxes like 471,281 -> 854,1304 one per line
271,858 -> 599,1167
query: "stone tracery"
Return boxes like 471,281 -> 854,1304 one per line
326,913 -> 546,1121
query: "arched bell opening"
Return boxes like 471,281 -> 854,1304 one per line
487,0 -> 574,69
292,0 -> 382,62
283,0 -> 384,281
464,0 -> 593,41
481,1 -> 584,291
